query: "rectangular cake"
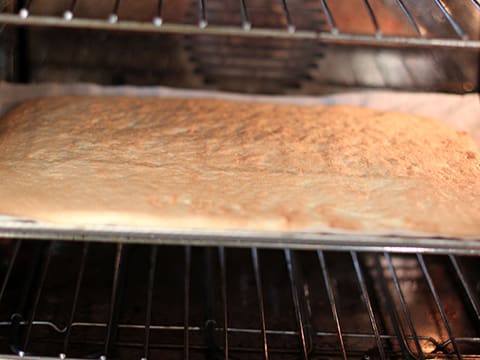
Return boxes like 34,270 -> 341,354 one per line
0,96 -> 478,238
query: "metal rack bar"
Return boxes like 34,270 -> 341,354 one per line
9,243 -> 43,355
0,10 -> 479,50
373,256 -> 411,359
0,240 -> 22,302
417,254 -> 462,359
198,0 -> 207,28
218,247 -> 229,359
317,250 -> 347,360
109,0 -> 121,23
183,246 -> 191,360
5,318 -> 480,343
251,248 -> 269,360
279,0 -> 295,33
204,248 -> 218,358
363,0 -> 381,35
350,251 -> 386,360
384,253 -> 424,359
319,0 -> 337,33
394,0 -> 422,36
449,255 -> 480,326
143,246 -> 157,360
23,242 -> 54,353
239,0 -> 251,30
153,0 -> 163,26
2,225 -> 480,252
432,0 -> 467,39
103,243 -> 125,359
63,243 -> 89,357
284,250 -> 309,360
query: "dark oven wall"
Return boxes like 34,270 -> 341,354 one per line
1,0 -> 479,94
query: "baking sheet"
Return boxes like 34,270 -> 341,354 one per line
0,82 -> 479,248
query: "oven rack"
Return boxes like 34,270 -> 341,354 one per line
0,0 -> 479,49
1,221 -> 480,255
0,240 -> 478,359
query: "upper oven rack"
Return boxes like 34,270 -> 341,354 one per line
0,0 -> 479,50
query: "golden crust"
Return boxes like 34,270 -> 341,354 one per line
0,96 -> 479,237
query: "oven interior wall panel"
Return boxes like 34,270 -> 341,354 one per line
0,0 -> 478,93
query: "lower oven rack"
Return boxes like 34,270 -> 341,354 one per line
0,240 -> 478,359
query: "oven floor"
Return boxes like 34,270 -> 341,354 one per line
0,240 -> 478,359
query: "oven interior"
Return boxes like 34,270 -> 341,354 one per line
0,0 -> 479,359
1,0 -> 479,93
0,241 -> 478,360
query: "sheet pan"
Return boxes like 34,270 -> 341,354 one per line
0,83 -> 478,251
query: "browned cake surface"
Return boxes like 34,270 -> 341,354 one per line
0,96 -> 479,237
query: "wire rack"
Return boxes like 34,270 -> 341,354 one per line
0,240 -> 478,359
0,0 -> 479,49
